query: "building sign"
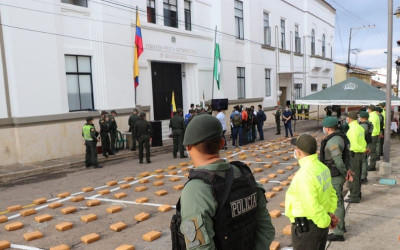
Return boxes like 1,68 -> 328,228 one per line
343,82 -> 358,90
145,43 -> 198,61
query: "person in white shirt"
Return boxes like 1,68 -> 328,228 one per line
216,109 -> 227,149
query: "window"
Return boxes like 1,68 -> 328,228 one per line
263,12 -> 271,45
237,67 -> 245,99
61,0 -> 87,7
295,25 -> 301,53
147,0 -> 156,24
311,83 -> 318,92
65,55 -> 94,111
294,84 -> 302,99
322,84 -> 328,89
184,1 -> 191,31
322,34 -> 326,57
265,69 -> 271,97
281,19 -> 286,49
311,29 -> 315,55
164,0 -> 178,28
234,1 -> 244,40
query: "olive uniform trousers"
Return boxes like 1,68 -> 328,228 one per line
138,135 -> 150,162
331,176 -> 345,236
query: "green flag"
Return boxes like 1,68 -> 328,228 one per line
213,41 -> 221,90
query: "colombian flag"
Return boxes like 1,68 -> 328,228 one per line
134,8 -> 143,88
171,91 -> 176,117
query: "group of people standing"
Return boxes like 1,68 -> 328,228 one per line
290,102 -> 310,120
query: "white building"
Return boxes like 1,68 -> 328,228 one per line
0,0 -> 335,165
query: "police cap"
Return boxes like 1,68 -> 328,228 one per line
86,116 -> 94,122
140,112 -> 146,117
177,108 -> 183,113
183,114 -> 223,146
322,116 -> 338,128
359,111 -> 369,118
101,111 -> 108,115
347,111 -> 358,120
368,105 -> 375,111
375,107 -> 382,112
111,110 -> 117,114
291,134 -> 317,155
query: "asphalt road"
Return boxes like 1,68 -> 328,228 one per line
0,121 -> 322,250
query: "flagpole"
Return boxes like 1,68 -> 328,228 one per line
212,25 -> 217,100
134,6 -> 138,105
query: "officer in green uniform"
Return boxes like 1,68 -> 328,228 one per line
320,117 -> 349,242
286,134 -> 338,250
99,111 -> 110,158
375,107 -> 384,159
359,111 -> 373,183
170,108 -> 187,159
297,104 -> 303,120
303,104 -> 310,120
82,116 -> 102,168
367,105 -> 380,171
272,106 -> 281,135
134,112 -> 152,164
108,110 -> 118,155
128,109 -> 140,151
173,114 -> 275,250
345,111 -> 367,204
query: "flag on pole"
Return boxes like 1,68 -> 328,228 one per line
134,8 -> 143,88
213,36 -> 221,90
171,91 -> 177,117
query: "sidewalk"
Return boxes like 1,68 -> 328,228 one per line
327,138 -> 400,250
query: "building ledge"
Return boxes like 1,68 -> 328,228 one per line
261,44 -> 276,51
310,55 -> 333,61
294,52 -> 303,57
280,49 -> 291,54
0,106 -> 151,127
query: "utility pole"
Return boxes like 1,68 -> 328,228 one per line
346,25 -> 375,78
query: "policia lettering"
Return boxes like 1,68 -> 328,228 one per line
230,192 -> 257,218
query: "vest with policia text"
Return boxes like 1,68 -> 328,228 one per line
171,161 -> 260,250
319,131 -> 350,177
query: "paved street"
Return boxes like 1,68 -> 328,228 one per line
0,122 -> 319,250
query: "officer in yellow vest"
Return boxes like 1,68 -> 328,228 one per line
367,105 -> 380,171
82,116 -> 102,168
345,111 -> 367,203
285,134 -> 338,250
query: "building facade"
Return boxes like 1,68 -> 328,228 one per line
0,0 -> 335,165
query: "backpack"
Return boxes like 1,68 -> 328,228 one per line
232,113 -> 242,127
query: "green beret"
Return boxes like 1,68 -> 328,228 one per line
359,111 -> 369,118
322,116 -> 338,128
291,134 -> 317,155
183,114 -> 222,146
347,111 -> 358,120
368,105 -> 375,111
375,107 -> 382,112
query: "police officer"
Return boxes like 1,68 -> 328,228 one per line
359,111 -> 373,183
82,117 -> 102,168
134,112 -> 152,164
128,109 -> 140,151
303,104 -> 310,120
99,111 -> 111,158
324,106 -> 333,116
108,110 -> 118,155
296,103 -> 303,120
367,105 -> 380,171
320,117 -> 349,242
272,106 -> 281,135
173,114 -> 275,250
170,108 -> 187,159
291,102 -> 297,120
345,111 -> 367,204
375,106 -> 384,159
285,134 -> 338,250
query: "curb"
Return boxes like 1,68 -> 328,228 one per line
0,144 -> 173,184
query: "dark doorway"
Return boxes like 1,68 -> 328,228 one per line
151,62 -> 183,120
279,87 -> 287,107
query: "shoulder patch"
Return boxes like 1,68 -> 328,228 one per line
101,120 -> 104,123
329,144 -> 339,151
181,215 -> 209,249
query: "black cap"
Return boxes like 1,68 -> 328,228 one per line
347,111 -> 358,120
101,111 -> 108,115
111,110 -> 117,114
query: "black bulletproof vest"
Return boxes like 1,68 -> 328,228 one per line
171,161 -> 260,250
320,131 -> 350,177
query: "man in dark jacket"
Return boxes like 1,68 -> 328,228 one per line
108,110 -> 118,155
128,109 -> 139,151
99,111 -> 110,158
134,112 -> 152,164
256,105 -> 266,140
170,108 -> 187,158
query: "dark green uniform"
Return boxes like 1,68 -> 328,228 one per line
108,115 -> 117,154
99,117 -> 110,157
128,113 -> 140,150
359,121 -> 373,180
170,114 -> 186,158
134,117 -> 152,163
377,112 -> 384,158
274,109 -> 281,135
82,123 -> 99,167
321,134 -> 346,237
290,103 -> 296,120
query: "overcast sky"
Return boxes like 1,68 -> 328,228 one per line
326,0 -> 400,69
